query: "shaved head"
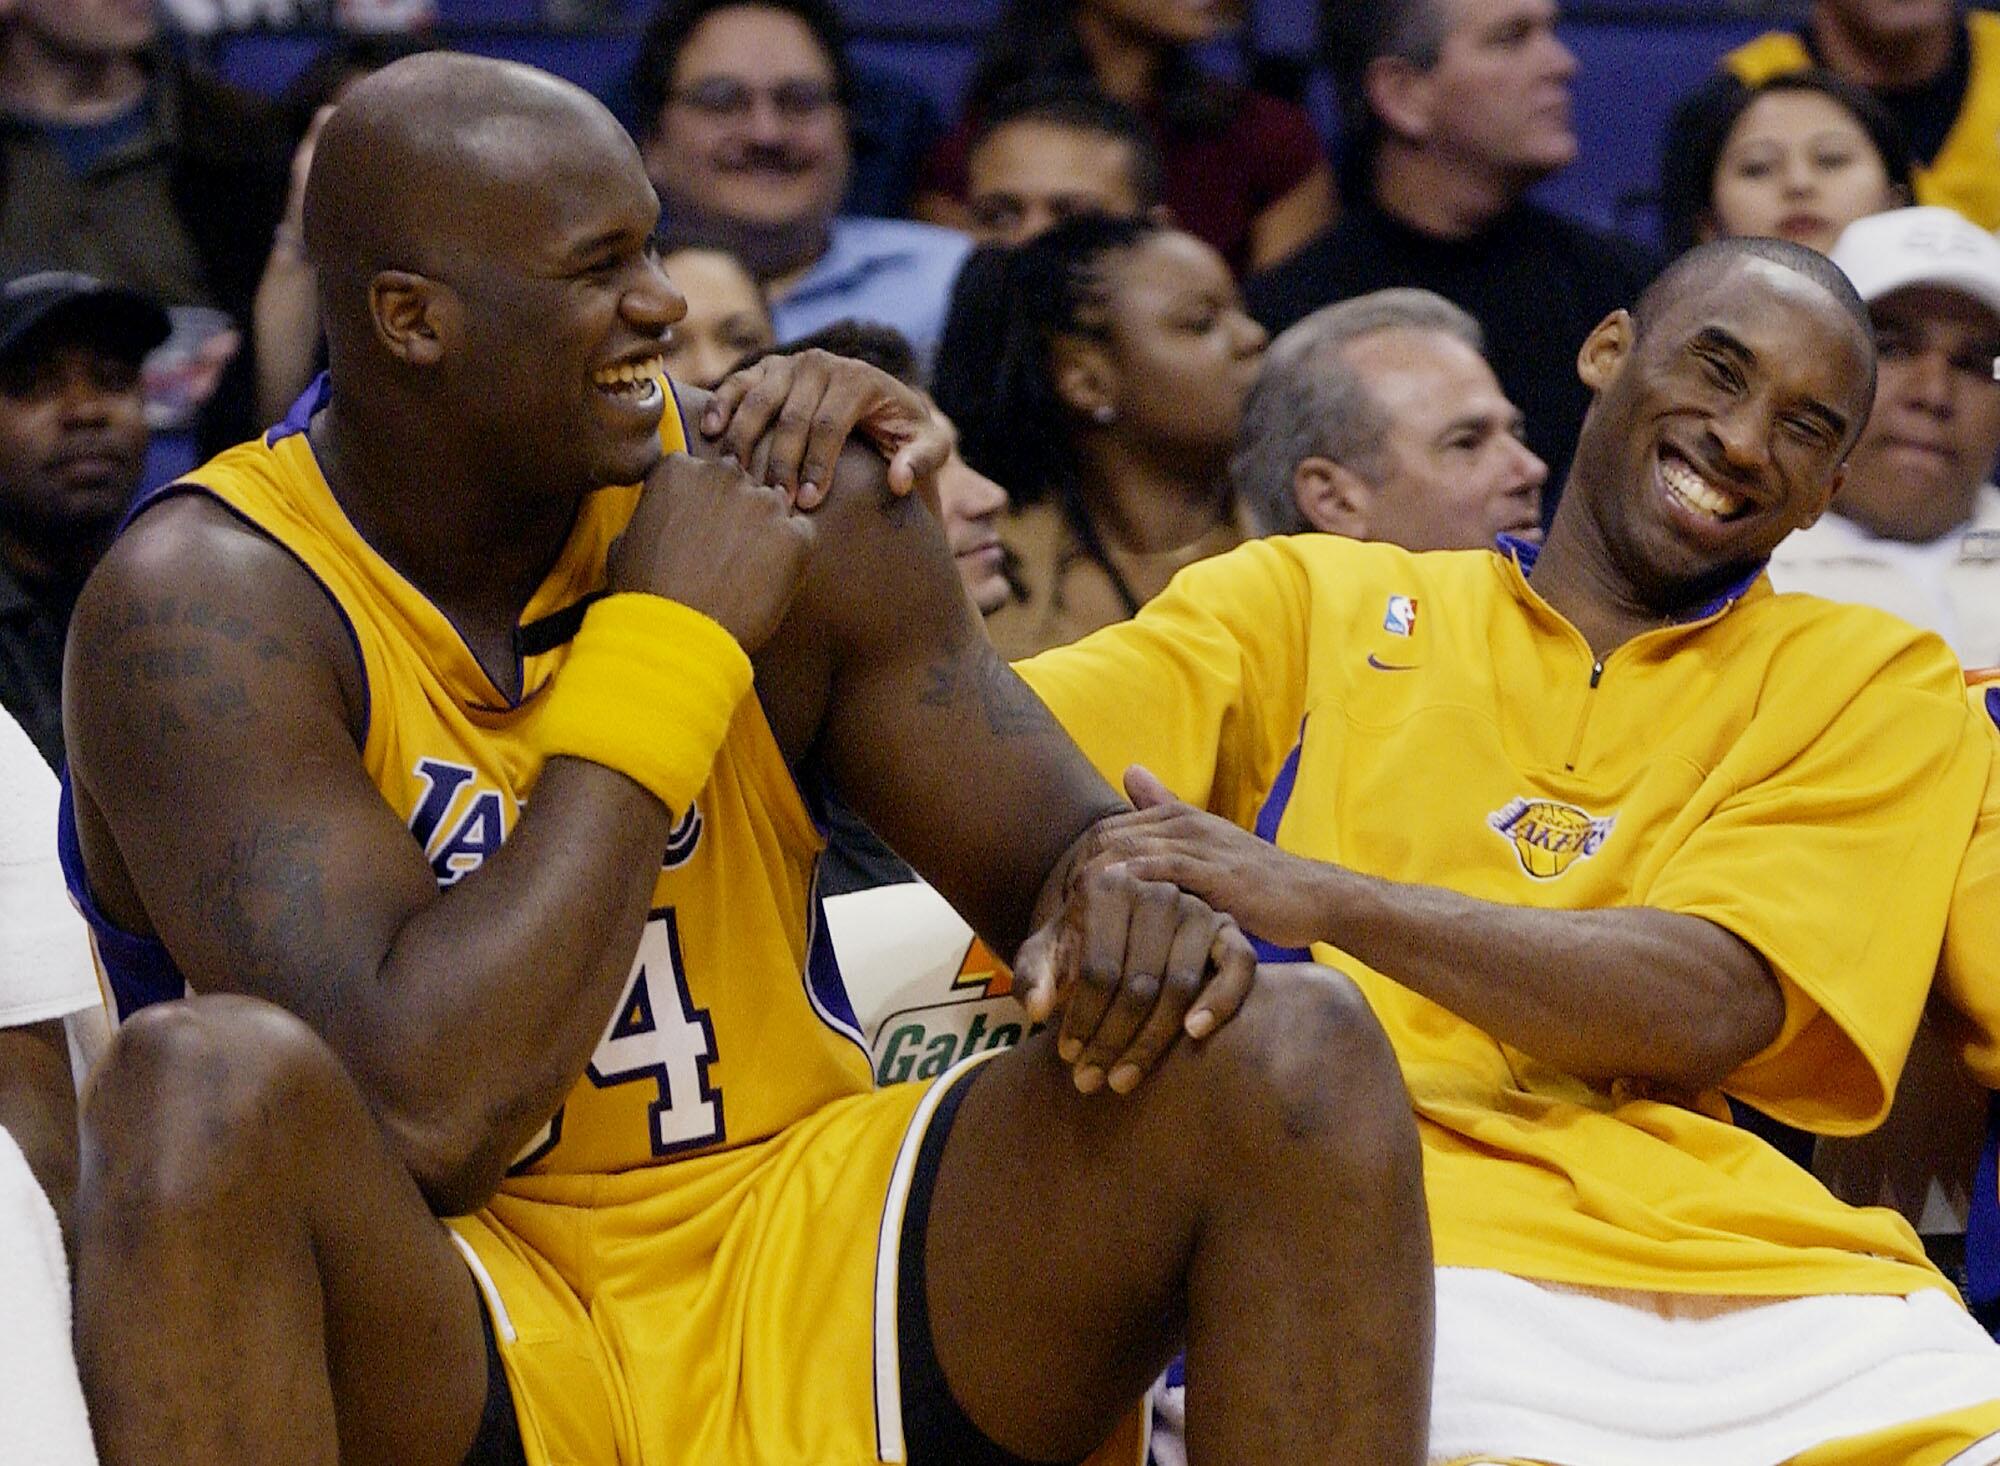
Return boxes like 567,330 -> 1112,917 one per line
304,53 -> 652,334
1636,237 -> 1877,414
297,50 -> 681,497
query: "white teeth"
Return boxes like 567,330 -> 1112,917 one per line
1660,455 -> 1743,520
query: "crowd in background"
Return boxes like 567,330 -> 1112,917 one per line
15,0 -> 2000,1457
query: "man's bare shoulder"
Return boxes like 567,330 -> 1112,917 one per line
68,492 -> 367,760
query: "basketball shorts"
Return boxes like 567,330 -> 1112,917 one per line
448,1057 -> 1145,1466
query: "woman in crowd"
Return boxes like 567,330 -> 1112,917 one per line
933,214 -> 1265,660
661,246 -> 777,389
914,0 -> 1332,275
1659,68 -> 1912,260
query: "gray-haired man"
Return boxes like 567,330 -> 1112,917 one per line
1232,286 -> 1546,550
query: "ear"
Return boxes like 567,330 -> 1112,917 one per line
1294,456 -> 1375,538
1577,309 -> 1635,393
1364,54 -> 1436,144
1051,336 -> 1117,420
369,271 -> 453,368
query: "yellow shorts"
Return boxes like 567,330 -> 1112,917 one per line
1442,1395 -> 2000,1465
449,1067 -> 1144,1466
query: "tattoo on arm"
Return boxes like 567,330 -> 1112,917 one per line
917,624 -> 1059,739
188,817 -> 337,1016
100,597 -> 296,732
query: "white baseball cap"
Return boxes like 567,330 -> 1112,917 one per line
1829,206 -> 2000,318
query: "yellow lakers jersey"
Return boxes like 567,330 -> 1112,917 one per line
1020,534 -> 1991,1301
1726,17 -> 2000,231
179,380 -> 875,1181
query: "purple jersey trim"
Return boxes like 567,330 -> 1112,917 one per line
57,775 -> 188,1021
1248,721 -> 1311,964
1499,533 -> 1761,621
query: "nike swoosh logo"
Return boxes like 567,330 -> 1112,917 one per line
1366,654 -> 1418,672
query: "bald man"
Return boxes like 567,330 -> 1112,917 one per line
59,54 -> 1430,1466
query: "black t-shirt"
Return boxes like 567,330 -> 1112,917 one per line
1244,196 -> 1659,517
0,562 -> 69,770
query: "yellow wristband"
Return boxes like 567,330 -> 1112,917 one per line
531,593 -> 752,816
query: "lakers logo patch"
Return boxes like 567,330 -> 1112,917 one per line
1487,797 -> 1615,879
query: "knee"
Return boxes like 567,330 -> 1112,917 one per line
81,995 -> 346,1217
1189,965 -> 1415,1178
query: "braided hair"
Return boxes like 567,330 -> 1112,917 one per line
932,213 -> 1164,617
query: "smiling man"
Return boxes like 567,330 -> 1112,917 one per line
1767,205 -> 2000,665
630,0 -> 970,369
1019,235 -> 2000,1464
59,53 -> 1432,1466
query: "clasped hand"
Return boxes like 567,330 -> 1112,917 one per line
1014,765 -> 1338,1095
1016,765 -> 1309,1097
1086,765 -> 1331,951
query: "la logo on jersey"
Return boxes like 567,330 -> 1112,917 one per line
1383,595 -> 1418,636
661,802 -> 703,869
406,756 -> 704,885
1487,797 -> 1615,879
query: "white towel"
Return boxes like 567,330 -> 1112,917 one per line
1430,1267 -> 2000,1466
0,712 -> 102,1030
0,1127 -> 97,1465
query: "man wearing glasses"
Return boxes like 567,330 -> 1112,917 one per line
629,0 -> 971,371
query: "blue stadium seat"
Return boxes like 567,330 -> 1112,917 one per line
208,31 -> 325,98
1535,16 -> 1775,246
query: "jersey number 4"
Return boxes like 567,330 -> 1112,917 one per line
512,909 -> 724,1168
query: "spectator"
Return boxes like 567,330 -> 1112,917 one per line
250,33 -> 431,429
1721,0 -> 2000,232
0,704 -> 102,1465
766,318 -> 1020,897
662,246 -> 775,389
1658,70 -> 1912,262
630,0 -> 970,369
1021,235 -> 2000,1464
0,271 -> 164,770
0,0 -> 286,453
933,216 -> 1266,659
1252,0 -> 1654,510
1765,206 -> 2000,662
962,79 -> 1165,249
915,0 -> 1334,275
1233,286 -> 1545,549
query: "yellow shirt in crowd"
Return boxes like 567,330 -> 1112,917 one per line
1727,15 -> 2000,232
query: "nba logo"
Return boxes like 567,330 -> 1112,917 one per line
1383,595 -> 1418,636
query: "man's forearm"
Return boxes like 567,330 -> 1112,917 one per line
1308,864 -> 1785,1090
